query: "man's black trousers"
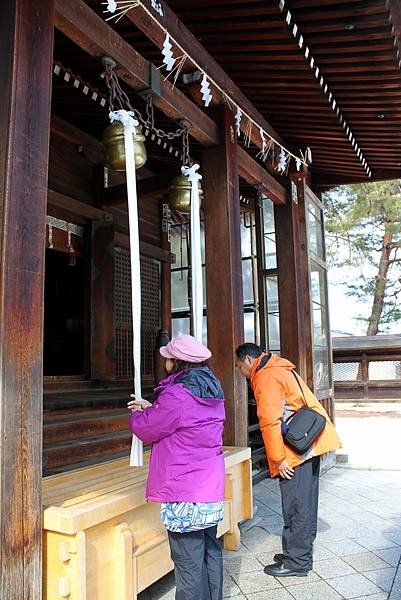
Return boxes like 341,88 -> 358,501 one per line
279,456 -> 320,572
168,525 -> 223,600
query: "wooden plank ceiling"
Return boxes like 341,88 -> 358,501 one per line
164,0 -> 401,186
67,0 -> 401,187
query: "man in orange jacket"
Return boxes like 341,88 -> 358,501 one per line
235,343 -> 341,577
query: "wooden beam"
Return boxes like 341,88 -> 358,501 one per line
140,240 -> 175,263
137,172 -> 174,199
99,172 -> 175,208
54,0 -> 219,148
48,190 -> 172,261
114,232 -> 175,264
100,157 -> 287,207
203,105 -> 247,447
238,147 -> 286,205
54,0 -> 283,205
48,188 -> 112,221
51,114 -> 105,164
125,0 -> 285,148
0,1 -> 54,597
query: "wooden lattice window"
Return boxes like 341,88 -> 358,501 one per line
114,248 -> 161,381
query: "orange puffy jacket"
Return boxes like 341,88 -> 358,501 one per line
250,353 -> 342,477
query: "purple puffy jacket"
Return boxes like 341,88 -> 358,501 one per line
129,367 -> 226,502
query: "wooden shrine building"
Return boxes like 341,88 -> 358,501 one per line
2,0 -> 401,597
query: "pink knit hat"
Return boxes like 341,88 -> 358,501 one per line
159,335 -> 212,363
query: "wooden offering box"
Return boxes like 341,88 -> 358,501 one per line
43,446 -> 252,599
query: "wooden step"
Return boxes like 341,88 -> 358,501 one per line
41,388 -> 156,475
43,407 -> 129,444
43,388 -> 154,410
44,431 -> 133,470
43,389 -> 131,410
44,379 -> 132,393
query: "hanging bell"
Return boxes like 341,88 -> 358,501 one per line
103,121 -> 147,171
168,175 -> 203,214
66,244 -> 77,267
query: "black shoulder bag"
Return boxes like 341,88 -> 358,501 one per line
281,372 -> 326,454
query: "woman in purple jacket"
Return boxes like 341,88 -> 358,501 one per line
128,335 -> 226,600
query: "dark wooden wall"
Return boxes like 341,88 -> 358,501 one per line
49,133 -> 94,202
47,119 -> 164,384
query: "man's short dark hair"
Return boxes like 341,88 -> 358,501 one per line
235,343 -> 263,360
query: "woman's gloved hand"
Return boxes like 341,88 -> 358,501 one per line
127,394 -> 152,412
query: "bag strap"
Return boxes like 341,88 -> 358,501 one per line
281,371 -> 307,427
292,371 -> 307,405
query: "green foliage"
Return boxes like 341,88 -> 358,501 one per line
323,180 -> 401,333
325,180 -> 401,264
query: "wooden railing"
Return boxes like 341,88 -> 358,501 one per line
333,336 -> 401,401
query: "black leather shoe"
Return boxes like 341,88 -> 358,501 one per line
264,562 -> 309,577
273,553 -> 284,563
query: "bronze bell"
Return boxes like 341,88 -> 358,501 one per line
168,175 -> 203,214
103,121 -> 147,171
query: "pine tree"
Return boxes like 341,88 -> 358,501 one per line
324,180 -> 401,335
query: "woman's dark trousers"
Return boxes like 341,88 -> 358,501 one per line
168,525 -> 223,600
279,456 -> 320,572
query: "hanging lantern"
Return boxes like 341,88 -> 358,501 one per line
67,250 -> 77,267
103,121 -> 147,171
66,224 -> 77,267
66,241 -> 77,267
168,174 -> 203,214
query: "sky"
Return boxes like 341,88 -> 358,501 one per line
328,268 -> 370,336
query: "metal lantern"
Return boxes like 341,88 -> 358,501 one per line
168,175 -> 203,214
66,241 -> 77,267
103,121 -> 147,171
67,251 -> 77,267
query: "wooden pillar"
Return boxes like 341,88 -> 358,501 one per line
160,202 -> 172,338
361,352 -> 369,402
203,105 -> 247,447
0,1 -> 54,597
275,180 -> 314,388
91,218 -> 116,381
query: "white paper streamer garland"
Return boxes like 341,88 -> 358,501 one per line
235,107 -> 242,138
260,127 -> 267,159
102,0 -> 309,172
277,148 -> 288,174
162,33 -> 175,71
109,109 -> 144,467
200,74 -> 213,107
106,0 -> 117,12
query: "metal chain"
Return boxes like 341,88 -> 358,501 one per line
103,64 -> 187,142
182,128 -> 191,167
